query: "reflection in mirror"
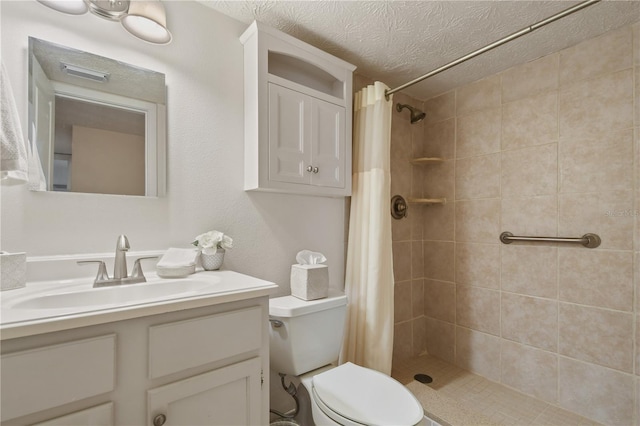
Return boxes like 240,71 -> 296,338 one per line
28,37 -> 166,196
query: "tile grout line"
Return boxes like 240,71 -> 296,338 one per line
555,53 -> 562,409
452,87 -> 458,367
498,72 -> 504,388
633,27 -> 638,425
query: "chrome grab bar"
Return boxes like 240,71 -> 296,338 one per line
500,232 -> 601,249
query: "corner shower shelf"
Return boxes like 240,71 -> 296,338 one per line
407,157 -> 445,205
407,197 -> 446,205
409,157 -> 445,165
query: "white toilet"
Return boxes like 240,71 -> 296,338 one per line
269,291 -> 424,426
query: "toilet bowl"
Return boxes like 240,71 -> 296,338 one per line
302,362 -> 423,426
269,292 -> 424,426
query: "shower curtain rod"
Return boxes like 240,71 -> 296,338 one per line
385,0 -> 601,99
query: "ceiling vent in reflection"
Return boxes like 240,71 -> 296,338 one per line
60,63 -> 109,83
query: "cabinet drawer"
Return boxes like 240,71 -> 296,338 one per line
0,334 -> 116,421
32,402 -> 114,426
148,306 -> 262,379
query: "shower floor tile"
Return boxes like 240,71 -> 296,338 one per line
392,354 -> 601,426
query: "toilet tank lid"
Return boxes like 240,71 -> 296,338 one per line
269,291 -> 347,317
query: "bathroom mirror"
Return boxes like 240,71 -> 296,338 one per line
28,37 -> 166,196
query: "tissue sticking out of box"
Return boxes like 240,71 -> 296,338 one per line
291,250 -> 328,301
296,250 -> 326,265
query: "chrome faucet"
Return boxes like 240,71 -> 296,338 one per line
78,235 -> 158,287
114,234 -> 130,279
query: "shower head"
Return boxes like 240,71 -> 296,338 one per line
396,103 -> 426,124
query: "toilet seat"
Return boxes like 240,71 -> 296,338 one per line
311,362 -> 424,426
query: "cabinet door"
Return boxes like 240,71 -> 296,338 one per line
147,358 -> 262,426
310,99 -> 346,188
268,83 -> 311,185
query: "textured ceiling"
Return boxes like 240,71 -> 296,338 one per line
200,0 -> 640,100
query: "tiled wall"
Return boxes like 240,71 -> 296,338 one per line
388,91 -> 428,361
414,22 -> 640,425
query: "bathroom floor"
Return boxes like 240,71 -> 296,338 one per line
392,354 -> 601,426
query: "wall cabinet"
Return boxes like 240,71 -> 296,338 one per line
268,83 -> 346,189
241,21 -> 356,197
0,298 -> 269,426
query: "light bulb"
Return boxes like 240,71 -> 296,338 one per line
121,1 -> 172,44
36,0 -> 88,15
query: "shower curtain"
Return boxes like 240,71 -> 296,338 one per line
340,82 -> 394,375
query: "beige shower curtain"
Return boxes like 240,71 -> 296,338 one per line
341,82 -> 394,375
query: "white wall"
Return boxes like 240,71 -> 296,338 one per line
71,126 -> 145,196
0,1 -> 347,295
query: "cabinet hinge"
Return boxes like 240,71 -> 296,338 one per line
261,369 -> 264,388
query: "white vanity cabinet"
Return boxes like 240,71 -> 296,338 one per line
0,297 -> 270,426
241,21 -> 356,197
146,306 -> 264,425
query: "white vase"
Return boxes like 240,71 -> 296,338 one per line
201,248 -> 225,271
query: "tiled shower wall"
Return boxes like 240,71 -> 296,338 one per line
389,90 -> 429,360
389,22 -> 639,425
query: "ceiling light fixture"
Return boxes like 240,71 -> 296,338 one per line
86,0 -> 129,20
36,0 -> 172,45
37,0 -> 88,15
121,0 -> 172,44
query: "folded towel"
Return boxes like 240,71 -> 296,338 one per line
157,248 -> 199,268
1,62 -> 28,185
27,135 -> 46,191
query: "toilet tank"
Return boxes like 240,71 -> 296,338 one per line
269,292 -> 348,376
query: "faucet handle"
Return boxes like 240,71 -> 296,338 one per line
131,256 -> 159,280
116,235 -> 130,251
77,260 -> 110,283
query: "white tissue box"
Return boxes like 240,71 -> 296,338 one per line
290,264 -> 328,301
1,252 -> 26,291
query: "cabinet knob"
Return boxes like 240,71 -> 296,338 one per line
313,167 -> 319,174
306,166 -> 313,172
153,414 -> 167,426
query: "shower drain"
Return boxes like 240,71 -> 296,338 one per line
414,373 -> 433,384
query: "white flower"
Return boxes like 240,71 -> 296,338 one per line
192,230 -> 233,251
221,235 -> 233,249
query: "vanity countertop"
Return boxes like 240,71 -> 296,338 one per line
0,270 -> 277,340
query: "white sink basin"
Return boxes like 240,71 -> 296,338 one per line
1,271 -> 277,339
8,278 -> 213,310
